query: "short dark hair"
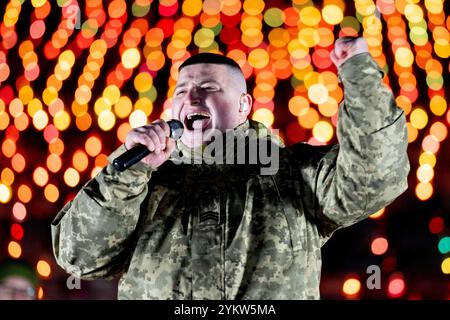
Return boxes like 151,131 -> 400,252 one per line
0,259 -> 38,287
179,53 -> 242,72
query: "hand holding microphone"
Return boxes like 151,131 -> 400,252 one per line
113,120 -> 184,171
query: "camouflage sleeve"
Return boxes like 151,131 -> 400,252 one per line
299,53 -> 410,240
51,145 -> 154,280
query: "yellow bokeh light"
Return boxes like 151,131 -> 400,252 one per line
27,98 -> 43,117
134,72 -> 153,92
442,257 -> 450,274
36,260 -> 51,277
415,182 -> 433,201
355,0 -> 376,16
72,150 -> 89,172
0,183 -> 12,203
0,111 -> 10,130
203,0 -> 222,15
182,0 -> 203,17
129,109 -> 148,128
308,83 -> 328,105
430,121 -> 447,142
194,28 -> 215,48
417,164 -> 434,183
298,27 -> 320,48
425,0 -> 443,14
134,97 -> 153,116
407,122 -> 418,142
318,97 -> 338,117
288,39 -> 309,59
37,287 -> 44,299
47,153 -> 62,173
342,278 -> 361,296
98,109 -> 116,131
43,87 -> 58,106
369,208 -> 385,219
85,136 -> 102,157
31,0 -> 47,8
419,152 -> 436,168
32,109 -> 49,130
19,85 -> 34,104
94,97 -> 111,115
252,108 -> 274,128
433,40 -> 449,59
312,121 -> 334,143
404,4 -> 424,23
114,96 -> 133,119
58,50 -> 75,70
299,6 -> 321,26
288,96 -> 310,117
268,28 -> 290,48
49,138 -> 64,156
304,71 -> 320,89
17,185 -> 32,204
298,107 -> 319,129
122,48 -> 141,69
248,48 -> 269,69
44,183 -> 59,203
54,110 -> 71,131
8,241 -> 22,258
64,167 -> 80,187
243,0 -> 265,15
103,85 -> 120,105
395,47 -> 414,67
322,4 -> 344,25
91,166 -> 103,179
75,85 -> 92,105
117,122 -> 131,143
410,108 -> 428,129
1,168 -> 15,186
429,95 -> 446,116
33,167 -> 49,187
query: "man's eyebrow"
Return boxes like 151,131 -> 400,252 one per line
198,79 -> 220,85
175,79 -> 220,90
175,82 -> 186,90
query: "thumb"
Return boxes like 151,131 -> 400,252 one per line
330,50 -> 339,67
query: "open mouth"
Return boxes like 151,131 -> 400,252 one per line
184,112 -> 211,131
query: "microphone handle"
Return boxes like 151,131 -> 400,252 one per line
112,144 -> 150,172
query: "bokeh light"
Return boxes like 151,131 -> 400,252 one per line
342,277 -> 361,297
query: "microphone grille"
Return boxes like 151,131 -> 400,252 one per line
168,120 -> 184,140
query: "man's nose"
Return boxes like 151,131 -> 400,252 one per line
187,88 -> 201,105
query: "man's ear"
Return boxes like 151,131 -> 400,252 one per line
239,93 -> 252,116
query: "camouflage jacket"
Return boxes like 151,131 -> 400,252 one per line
51,53 -> 409,299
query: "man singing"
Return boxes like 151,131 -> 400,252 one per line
52,37 -> 409,299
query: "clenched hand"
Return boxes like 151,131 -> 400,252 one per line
330,37 -> 369,68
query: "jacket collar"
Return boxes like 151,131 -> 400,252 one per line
170,120 -> 283,164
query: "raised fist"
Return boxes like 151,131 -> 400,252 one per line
330,37 -> 369,68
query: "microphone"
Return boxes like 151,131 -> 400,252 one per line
112,120 -> 184,172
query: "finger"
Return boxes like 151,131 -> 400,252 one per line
153,120 -> 171,137
334,42 -> 345,58
153,124 -> 167,149
330,50 -> 338,66
163,138 -> 176,158
335,37 -> 356,56
147,129 -> 162,153
125,129 -> 145,149
128,133 -> 156,152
